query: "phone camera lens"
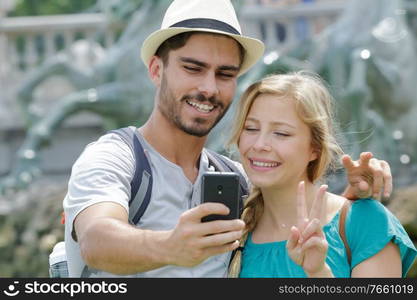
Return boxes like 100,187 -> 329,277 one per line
217,185 -> 223,191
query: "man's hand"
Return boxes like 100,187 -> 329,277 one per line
342,152 -> 392,200
165,202 -> 245,267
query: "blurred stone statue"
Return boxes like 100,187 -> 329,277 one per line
0,0 -> 170,194
2,0 -> 417,194
220,0 -> 417,189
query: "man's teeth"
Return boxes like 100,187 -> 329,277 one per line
187,100 -> 214,113
252,161 -> 279,167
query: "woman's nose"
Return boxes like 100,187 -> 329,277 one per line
252,134 -> 272,152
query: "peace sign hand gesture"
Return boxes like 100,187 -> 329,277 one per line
286,181 -> 333,277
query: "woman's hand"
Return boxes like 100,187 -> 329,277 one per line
286,181 -> 333,277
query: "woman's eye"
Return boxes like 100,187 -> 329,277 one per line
274,132 -> 290,137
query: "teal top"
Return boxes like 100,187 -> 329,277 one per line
240,199 -> 417,278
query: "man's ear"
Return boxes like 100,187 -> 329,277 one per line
148,56 -> 163,86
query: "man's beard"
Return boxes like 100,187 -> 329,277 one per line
158,75 -> 230,137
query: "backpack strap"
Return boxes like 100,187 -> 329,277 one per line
205,149 -> 249,217
108,127 -> 153,225
205,150 -> 249,267
339,199 -> 352,266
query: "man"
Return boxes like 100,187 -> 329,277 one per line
64,0 -> 392,277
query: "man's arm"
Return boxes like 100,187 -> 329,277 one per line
341,152 -> 392,200
74,201 -> 244,275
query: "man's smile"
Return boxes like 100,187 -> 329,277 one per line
186,99 -> 215,113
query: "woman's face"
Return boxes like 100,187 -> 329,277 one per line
238,93 -> 317,189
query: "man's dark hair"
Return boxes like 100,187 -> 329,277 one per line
155,31 -> 245,67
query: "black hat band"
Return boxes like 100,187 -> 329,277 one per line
170,18 -> 241,36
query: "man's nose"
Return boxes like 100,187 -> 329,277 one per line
198,72 -> 219,99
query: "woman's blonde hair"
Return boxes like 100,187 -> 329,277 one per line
228,71 -> 344,277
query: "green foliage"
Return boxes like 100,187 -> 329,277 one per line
9,0 -> 98,17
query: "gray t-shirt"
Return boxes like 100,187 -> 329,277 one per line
63,128 -> 245,277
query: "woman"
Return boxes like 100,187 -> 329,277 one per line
228,71 -> 416,277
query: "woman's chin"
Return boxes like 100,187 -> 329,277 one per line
250,177 -> 281,189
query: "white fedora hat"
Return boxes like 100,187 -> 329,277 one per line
140,0 -> 265,76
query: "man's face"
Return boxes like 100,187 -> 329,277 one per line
157,33 -> 241,137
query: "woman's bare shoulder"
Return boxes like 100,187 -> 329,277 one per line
325,192 -> 347,223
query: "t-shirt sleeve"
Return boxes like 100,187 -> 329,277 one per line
345,199 -> 417,277
63,133 -> 135,240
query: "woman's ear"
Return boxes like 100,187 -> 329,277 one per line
148,56 -> 163,86
309,148 -> 319,162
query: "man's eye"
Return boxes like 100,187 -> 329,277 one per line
243,127 -> 258,132
184,66 -> 200,72
218,72 -> 234,78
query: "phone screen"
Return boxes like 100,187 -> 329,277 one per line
201,172 -> 240,222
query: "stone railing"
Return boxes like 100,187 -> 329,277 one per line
0,13 -> 121,175
240,1 -> 345,52
0,13 -> 123,130
0,13 -> 120,80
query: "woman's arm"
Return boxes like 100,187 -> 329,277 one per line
351,242 -> 402,277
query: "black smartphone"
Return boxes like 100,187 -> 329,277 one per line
201,172 -> 240,222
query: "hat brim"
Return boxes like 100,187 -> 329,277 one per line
141,27 -> 264,76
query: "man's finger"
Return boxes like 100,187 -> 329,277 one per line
381,160 -> 393,198
341,154 -> 355,170
359,152 -> 373,166
200,229 -> 244,248
199,219 -> 245,236
358,180 -> 371,196
204,240 -> 240,258
182,202 -> 229,223
370,158 -> 383,199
